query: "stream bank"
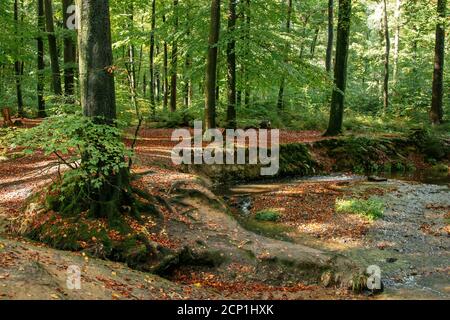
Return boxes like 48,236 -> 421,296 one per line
218,173 -> 449,299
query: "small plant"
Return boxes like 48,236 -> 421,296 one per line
255,210 -> 281,222
335,197 -> 385,221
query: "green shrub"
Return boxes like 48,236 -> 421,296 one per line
335,197 -> 385,221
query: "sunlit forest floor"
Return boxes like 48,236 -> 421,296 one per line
0,119 -> 449,299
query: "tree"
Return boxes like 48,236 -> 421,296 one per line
77,0 -> 127,218
382,0 -> 390,111
37,0 -> 46,117
44,0 -> 63,95
163,14 -> 169,110
226,0 -> 237,128
325,0 -> 352,136
78,0 -> 116,122
170,0 -> 179,112
277,0 -> 293,110
326,0 -> 334,73
430,0 -> 446,124
62,0 -> 76,96
149,0 -> 156,116
14,0 -> 24,117
204,0 -> 221,131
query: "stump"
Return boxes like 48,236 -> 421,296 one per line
1,108 -> 13,126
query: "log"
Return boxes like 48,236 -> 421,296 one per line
1,108 -> 13,126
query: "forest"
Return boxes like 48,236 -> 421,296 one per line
0,0 -> 448,301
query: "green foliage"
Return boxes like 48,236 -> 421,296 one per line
3,114 -> 131,193
335,197 -> 385,221
255,209 -> 281,222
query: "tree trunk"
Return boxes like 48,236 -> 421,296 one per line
277,0 -> 293,110
77,0 -> 130,219
163,15 -> 169,110
204,0 -> 221,131
392,0 -> 401,84
62,0 -> 76,97
382,0 -> 390,112
170,0 -> 179,112
430,0 -> 446,124
226,0 -> 237,128
149,0 -> 156,116
14,0 -> 24,117
324,0 -> 352,136
326,0 -> 334,73
310,27 -> 320,59
244,0 -> 251,107
126,4 -> 137,113
184,8 -> 192,108
44,0 -> 62,95
37,0 -> 46,117
77,0 -> 116,121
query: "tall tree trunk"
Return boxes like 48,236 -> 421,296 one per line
430,0 -> 446,124
277,0 -> 293,110
204,0 -> 221,131
226,0 -> 237,128
324,0 -> 352,136
184,7 -> 192,108
44,0 -> 62,95
149,0 -> 156,116
37,0 -> 46,117
77,0 -> 132,219
14,0 -> 24,116
77,0 -> 116,121
163,16 -> 169,110
62,0 -> 76,97
310,27 -> 320,58
170,0 -> 178,112
382,0 -> 390,112
244,0 -> 251,107
392,0 -> 401,84
326,0 -> 334,73
126,4 -> 137,113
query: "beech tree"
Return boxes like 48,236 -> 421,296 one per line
325,0 -> 352,136
430,0 -> 446,124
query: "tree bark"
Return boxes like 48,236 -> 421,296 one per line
204,0 -> 221,131
243,0 -> 251,107
277,0 -> 293,110
77,0 -> 116,121
226,0 -> 237,128
149,0 -> 156,116
14,0 -> 24,116
37,0 -> 46,117
325,0 -> 352,136
392,0 -> 401,84
326,0 -> 334,73
382,0 -> 390,112
44,0 -> 63,95
430,0 -> 446,124
62,0 -> 76,96
163,15 -> 169,110
170,0 -> 179,112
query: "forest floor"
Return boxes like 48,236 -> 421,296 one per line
0,122 -> 449,299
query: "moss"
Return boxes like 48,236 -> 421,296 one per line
237,216 -> 293,242
335,197 -> 385,221
255,210 -> 281,222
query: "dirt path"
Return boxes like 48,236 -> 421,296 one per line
0,235 -> 221,300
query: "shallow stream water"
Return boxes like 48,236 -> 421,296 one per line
215,171 -> 450,300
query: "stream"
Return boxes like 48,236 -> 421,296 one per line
215,172 -> 450,300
